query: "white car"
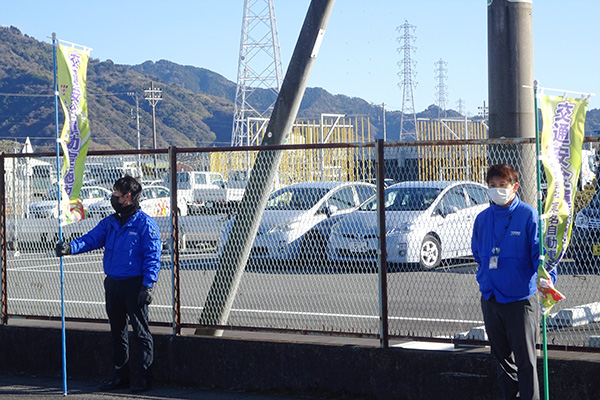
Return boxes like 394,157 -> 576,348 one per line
218,181 -> 376,261
28,186 -> 111,218
327,181 -> 489,270
87,185 -> 188,218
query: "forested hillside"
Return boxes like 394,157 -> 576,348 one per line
1,26 -> 598,154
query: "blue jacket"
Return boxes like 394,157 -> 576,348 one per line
70,209 -> 161,288
471,195 -> 556,303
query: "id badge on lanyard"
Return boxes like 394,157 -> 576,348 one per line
489,247 -> 500,270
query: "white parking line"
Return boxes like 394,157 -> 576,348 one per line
181,306 -> 484,325
7,301 -> 484,325
9,299 -> 105,305
7,268 -> 105,274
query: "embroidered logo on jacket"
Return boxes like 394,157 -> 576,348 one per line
510,231 -> 521,236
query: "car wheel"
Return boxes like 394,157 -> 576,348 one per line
419,234 -> 441,271
300,231 -> 327,265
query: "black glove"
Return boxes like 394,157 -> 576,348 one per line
138,286 -> 153,306
55,242 -> 71,257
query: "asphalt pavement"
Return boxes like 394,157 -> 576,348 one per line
0,373 -> 315,400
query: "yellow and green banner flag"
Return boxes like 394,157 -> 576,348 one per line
538,94 -> 588,313
57,43 -> 91,224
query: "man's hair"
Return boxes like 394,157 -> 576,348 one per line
113,175 -> 142,203
486,163 -> 519,185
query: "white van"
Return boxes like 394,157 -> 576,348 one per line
17,159 -> 57,200
164,171 -> 227,213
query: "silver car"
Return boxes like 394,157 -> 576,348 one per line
327,181 -> 489,270
218,181 -> 376,262
87,185 -> 189,218
28,186 -> 111,218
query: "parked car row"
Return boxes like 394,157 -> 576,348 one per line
570,189 -> 600,273
217,180 -> 490,270
27,186 -> 111,218
28,185 -> 188,219
328,181 -> 489,270
218,181 -> 377,261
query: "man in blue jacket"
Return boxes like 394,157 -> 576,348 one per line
55,176 -> 161,393
472,163 -> 556,400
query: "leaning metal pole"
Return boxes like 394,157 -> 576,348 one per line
197,0 -> 336,334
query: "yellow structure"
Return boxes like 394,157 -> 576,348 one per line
574,180 -> 596,215
210,115 -> 373,187
416,118 -> 488,182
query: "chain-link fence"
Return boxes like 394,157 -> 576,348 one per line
2,138 -> 600,350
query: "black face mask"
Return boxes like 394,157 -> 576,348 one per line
111,195 -> 126,214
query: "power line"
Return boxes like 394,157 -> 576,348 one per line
0,91 -> 136,98
0,93 -> 53,97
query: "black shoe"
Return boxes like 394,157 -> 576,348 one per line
99,376 -> 129,391
131,378 -> 151,393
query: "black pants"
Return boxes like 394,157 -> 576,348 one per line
481,295 -> 539,400
104,276 -> 153,381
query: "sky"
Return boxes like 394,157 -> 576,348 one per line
1,0 -> 599,116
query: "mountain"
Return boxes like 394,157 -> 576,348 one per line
1,25 -> 598,153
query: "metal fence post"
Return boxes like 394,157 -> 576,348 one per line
168,146 -> 181,335
0,154 -> 7,325
375,139 -> 389,348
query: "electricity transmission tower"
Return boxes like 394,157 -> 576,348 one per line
456,98 -> 465,116
396,20 -> 418,141
434,59 -> 448,119
231,0 -> 284,146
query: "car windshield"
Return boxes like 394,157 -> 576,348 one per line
359,187 -> 443,211
164,172 -> 190,185
265,187 -> 331,211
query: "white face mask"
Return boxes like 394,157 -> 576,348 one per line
487,187 -> 513,206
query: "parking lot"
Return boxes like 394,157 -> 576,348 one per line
5,245 -> 600,348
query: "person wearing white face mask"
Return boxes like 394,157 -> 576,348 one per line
471,163 -> 556,400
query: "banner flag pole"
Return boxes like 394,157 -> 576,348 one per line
533,81 -> 594,400
52,32 -> 68,396
532,80 -> 550,400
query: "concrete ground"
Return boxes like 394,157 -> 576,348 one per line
3,318 -> 600,399
0,372 -> 313,400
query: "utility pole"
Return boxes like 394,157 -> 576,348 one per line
198,0 -> 335,335
488,0 -> 534,139
488,0 -> 535,204
144,82 -> 162,177
478,100 -> 488,120
127,91 -> 142,178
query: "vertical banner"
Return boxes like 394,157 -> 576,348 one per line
57,43 -> 91,224
538,94 -> 588,312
